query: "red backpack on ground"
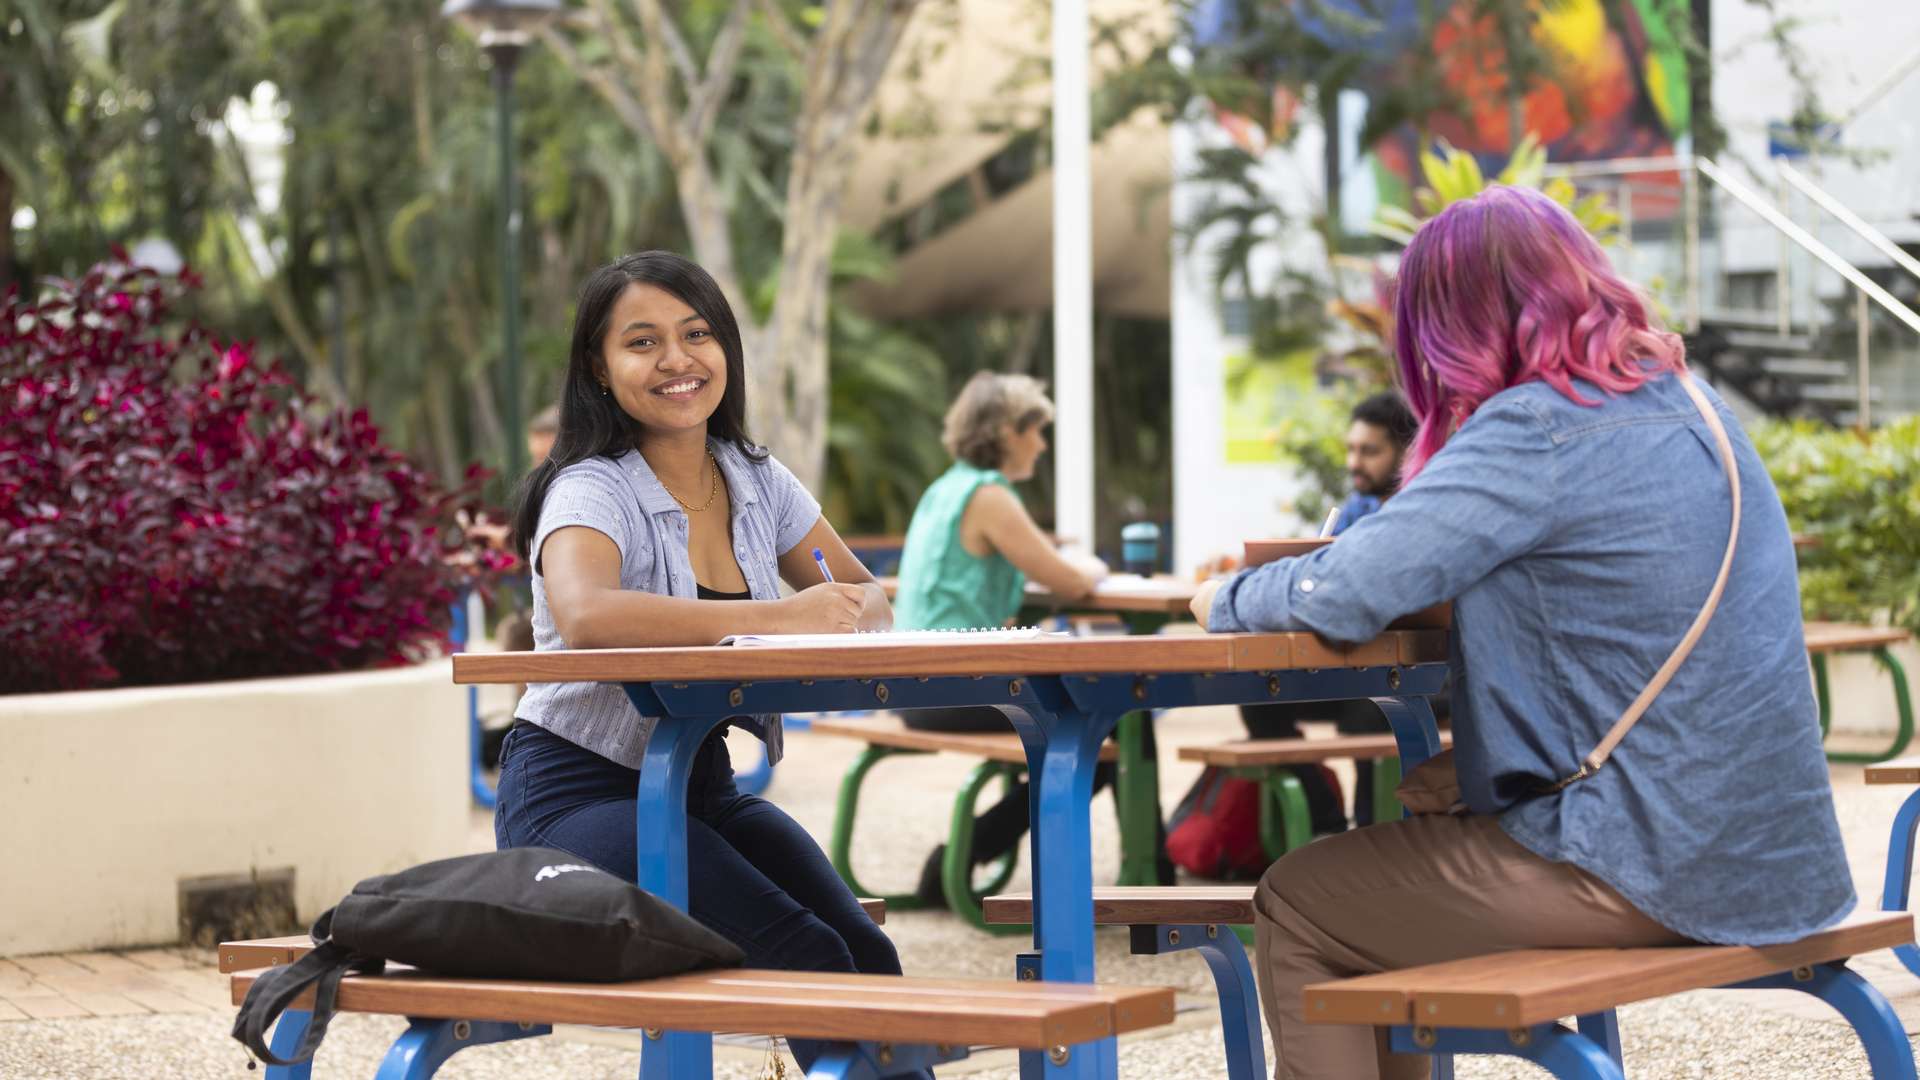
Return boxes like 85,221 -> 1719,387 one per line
1165,766 -> 1344,880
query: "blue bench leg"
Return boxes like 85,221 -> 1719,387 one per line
1128,924 -> 1263,1080
264,1008 -> 313,1080
1576,1010 -> 1623,1069
1729,964 -> 1918,1079
1390,1023 -> 1623,1080
639,1028 -> 717,1080
1882,787 -> 1920,980
372,1018 -> 550,1079
1017,953 -> 1045,1080
805,1040 -> 971,1078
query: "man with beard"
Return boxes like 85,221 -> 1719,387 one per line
1240,391 -> 1419,832
1329,392 -> 1418,535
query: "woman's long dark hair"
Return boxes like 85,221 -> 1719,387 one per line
511,251 -> 764,561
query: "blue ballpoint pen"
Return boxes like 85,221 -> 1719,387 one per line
812,547 -> 834,582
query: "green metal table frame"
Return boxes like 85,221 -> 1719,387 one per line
824,605 -> 1175,930
1083,609 -> 1173,889
1818,647 -> 1915,764
829,744 -> 1129,934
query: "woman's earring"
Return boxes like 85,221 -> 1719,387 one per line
599,384 -> 611,397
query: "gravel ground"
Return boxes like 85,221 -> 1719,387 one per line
3,708 -> 1916,1078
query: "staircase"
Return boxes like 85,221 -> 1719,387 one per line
1553,155 -> 1920,427
1688,311 -> 1879,426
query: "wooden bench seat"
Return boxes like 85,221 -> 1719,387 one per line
1179,732 -> 1455,856
1867,757 -> 1920,785
225,939 -> 1175,1054
1805,622 -> 1912,654
1177,731 -> 1450,768
983,886 -> 1255,927
982,885 -> 1267,1080
811,716 -> 1119,932
1806,621 -> 1915,765
1305,910 -> 1912,1027
1301,912 -> 1917,1077
808,716 -> 1117,764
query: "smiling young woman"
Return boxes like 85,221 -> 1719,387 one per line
499,252 -> 930,1078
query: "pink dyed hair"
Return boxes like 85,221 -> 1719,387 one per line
1391,184 -> 1685,481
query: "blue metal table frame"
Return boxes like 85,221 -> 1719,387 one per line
448,592 -> 500,811
619,658 -> 1450,1080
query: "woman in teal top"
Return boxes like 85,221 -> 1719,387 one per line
895,372 -> 1159,904
895,372 -> 1105,629
891,459 -> 1028,630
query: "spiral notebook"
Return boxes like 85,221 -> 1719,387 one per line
718,627 -> 1068,648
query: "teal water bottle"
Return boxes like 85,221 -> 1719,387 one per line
1120,521 -> 1161,576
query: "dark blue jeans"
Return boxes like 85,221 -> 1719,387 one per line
496,722 -> 930,1076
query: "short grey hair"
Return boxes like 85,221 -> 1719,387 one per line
942,371 -> 1055,470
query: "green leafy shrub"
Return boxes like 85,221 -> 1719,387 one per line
1269,391 -> 1359,528
1752,418 -> 1920,635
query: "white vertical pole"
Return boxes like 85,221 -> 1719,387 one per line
1052,0 -> 1095,553
1858,290 -> 1872,430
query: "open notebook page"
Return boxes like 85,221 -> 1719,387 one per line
718,627 -> 1069,648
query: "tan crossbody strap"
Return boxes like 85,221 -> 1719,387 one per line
1540,375 -> 1742,793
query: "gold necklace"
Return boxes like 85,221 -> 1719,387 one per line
661,449 -> 720,512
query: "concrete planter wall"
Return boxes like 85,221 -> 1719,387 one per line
1826,640 -> 1920,737
1,660 -> 468,956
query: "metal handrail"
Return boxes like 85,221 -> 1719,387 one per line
1696,156 -> 1920,427
1541,155 -> 1687,180
1529,153 -> 1913,426
1695,157 -> 1920,337
1775,159 -> 1920,287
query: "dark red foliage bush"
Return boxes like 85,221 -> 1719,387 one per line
0,259 -> 512,693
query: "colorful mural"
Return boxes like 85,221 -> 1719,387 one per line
1367,0 -> 1689,210
1195,0 -> 1691,207
1197,0 -> 1692,465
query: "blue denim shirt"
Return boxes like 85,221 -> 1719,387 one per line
1332,491 -> 1381,536
1210,373 -> 1853,945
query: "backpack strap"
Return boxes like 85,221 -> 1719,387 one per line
230,912 -> 382,1066
1537,374 -> 1743,793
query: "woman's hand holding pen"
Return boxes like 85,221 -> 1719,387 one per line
778,583 -> 867,633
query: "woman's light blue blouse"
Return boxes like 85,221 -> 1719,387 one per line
514,440 -> 821,769
1209,373 -> 1853,945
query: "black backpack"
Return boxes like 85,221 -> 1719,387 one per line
232,848 -> 744,1066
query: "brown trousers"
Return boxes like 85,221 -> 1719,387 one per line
1253,812 -> 1688,1080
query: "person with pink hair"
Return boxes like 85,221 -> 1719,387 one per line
1192,185 -> 1850,1079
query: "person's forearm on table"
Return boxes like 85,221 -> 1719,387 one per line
552,590 -> 797,648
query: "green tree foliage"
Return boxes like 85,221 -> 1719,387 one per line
2,0 -> 948,525
1,0 -> 256,287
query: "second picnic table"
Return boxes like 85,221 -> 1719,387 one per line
878,573 -> 1200,886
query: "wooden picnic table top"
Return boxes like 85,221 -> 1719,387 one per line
452,629 -> 1448,685
876,575 -> 1198,615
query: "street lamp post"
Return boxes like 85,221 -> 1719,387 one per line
442,0 -> 559,487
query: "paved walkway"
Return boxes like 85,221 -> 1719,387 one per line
3,709 -> 1918,1078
